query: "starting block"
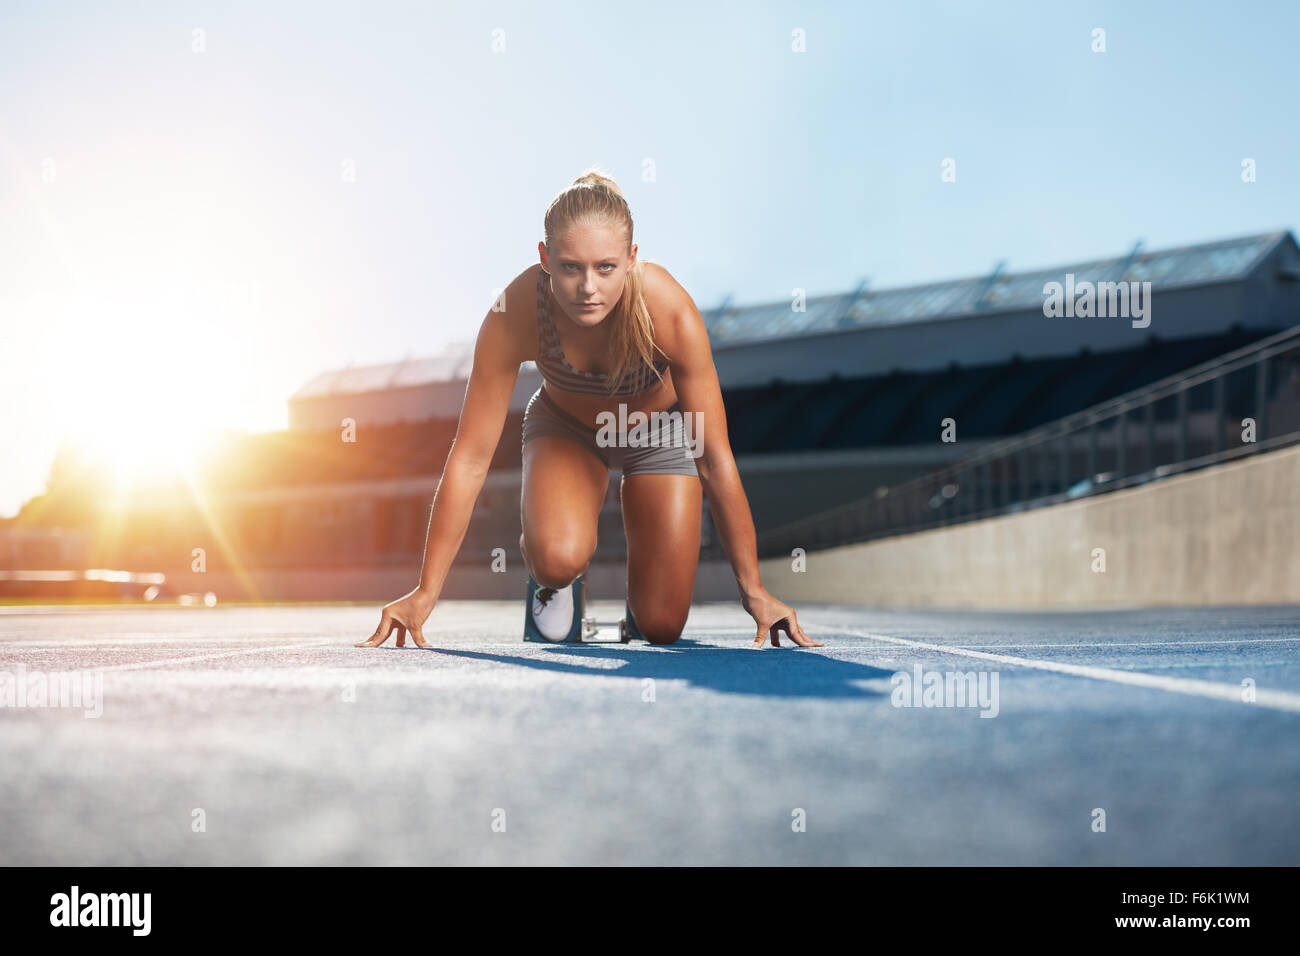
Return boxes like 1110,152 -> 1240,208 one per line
523,573 -> 640,643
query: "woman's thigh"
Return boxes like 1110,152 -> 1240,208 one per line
520,435 -> 611,586
620,473 -> 702,642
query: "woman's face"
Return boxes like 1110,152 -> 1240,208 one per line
540,224 -> 636,328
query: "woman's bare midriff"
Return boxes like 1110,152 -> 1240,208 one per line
541,375 -> 677,431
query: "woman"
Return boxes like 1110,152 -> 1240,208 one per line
357,169 -> 821,649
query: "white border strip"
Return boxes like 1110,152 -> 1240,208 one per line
87,641 -> 335,673
819,627 -> 1300,714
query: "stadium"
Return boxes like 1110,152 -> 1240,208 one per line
4,227 -> 1300,873
10,230 -> 1298,607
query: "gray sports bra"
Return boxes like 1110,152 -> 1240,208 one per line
534,269 -> 669,396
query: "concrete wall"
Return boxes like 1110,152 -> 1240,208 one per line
290,366 -> 544,431
757,442 -> 1300,610
0,528 -> 91,570
90,443 -> 1300,610
171,557 -> 741,605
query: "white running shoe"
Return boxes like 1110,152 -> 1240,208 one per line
532,581 -> 576,642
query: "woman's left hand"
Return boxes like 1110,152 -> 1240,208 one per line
741,587 -> 823,648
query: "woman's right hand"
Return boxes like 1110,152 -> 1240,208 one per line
355,586 -> 437,648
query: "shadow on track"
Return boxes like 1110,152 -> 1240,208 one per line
391,638 -> 892,699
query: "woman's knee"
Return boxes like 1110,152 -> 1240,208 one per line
522,534 -> 594,588
630,604 -> 689,645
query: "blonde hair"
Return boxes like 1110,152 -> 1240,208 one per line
543,167 -> 667,396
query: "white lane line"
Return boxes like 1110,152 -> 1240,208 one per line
930,637 -> 1300,650
0,628 -> 334,647
819,627 -> 1300,714
84,640 -> 335,673
11,634 -> 1288,651
1102,659 -> 1295,671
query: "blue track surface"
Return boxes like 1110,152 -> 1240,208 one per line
1,602 -> 1297,864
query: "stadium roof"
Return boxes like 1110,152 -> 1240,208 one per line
705,230 -> 1290,344
293,351 -> 479,401
293,230 -> 1294,399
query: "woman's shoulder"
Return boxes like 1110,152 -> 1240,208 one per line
641,260 -> 705,363
484,262 -> 545,320
641,260 -> 692,319
479,263 -> 545,366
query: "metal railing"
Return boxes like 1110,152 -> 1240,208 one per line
748,324 -> 1300,560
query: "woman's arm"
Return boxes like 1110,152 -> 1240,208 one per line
357,277 -> 525,648
416,302 -> 523,595
646,263 -> 822,647
650,272 -> 759,598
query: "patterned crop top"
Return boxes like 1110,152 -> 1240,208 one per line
534,268 -> 669,396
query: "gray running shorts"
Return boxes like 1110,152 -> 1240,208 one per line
522,386 -> 701,478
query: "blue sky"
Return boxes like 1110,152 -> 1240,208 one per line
1,0 -> 1298,516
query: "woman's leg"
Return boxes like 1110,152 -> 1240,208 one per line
520,435 -> 611,588
620,474 -> 702,644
